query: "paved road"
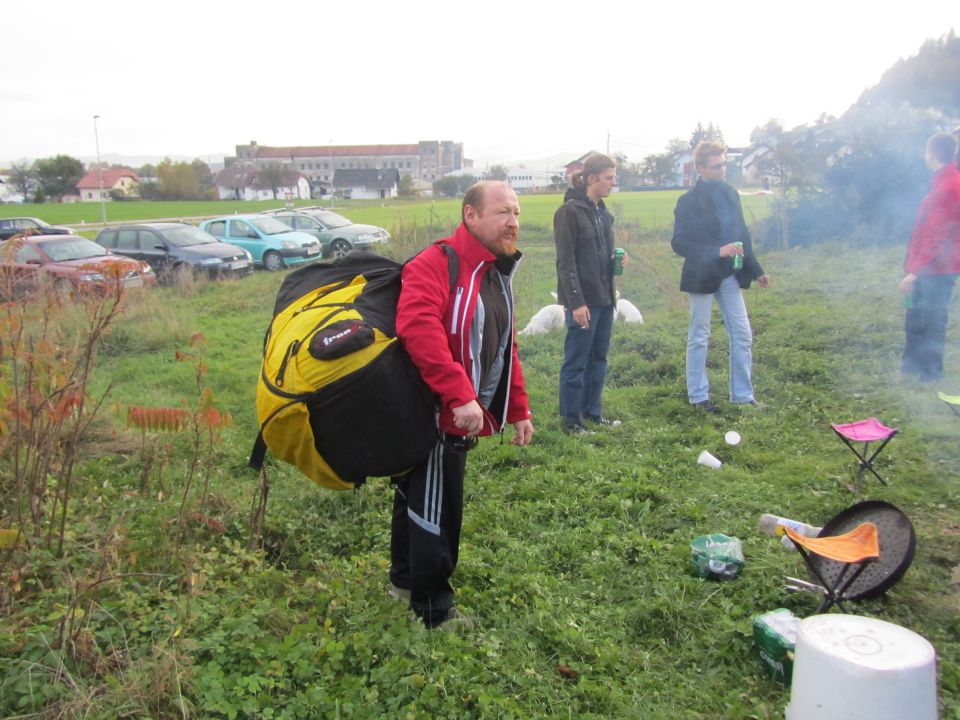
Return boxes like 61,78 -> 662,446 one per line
71,214 -> 232,234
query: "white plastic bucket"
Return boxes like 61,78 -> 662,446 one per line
786,614 -> 937,720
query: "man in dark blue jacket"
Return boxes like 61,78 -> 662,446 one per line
671,142 -> 769,413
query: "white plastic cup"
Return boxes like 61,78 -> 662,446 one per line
697,450 -> 722,469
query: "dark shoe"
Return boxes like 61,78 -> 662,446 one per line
584,415 -> 622,427
693,400 -> 720,414
563,423 -> 595,436
387,583 -> 411,602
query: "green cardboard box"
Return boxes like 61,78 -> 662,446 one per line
752,608 -> 799,685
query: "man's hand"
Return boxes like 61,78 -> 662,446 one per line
899,273 -> 917,293
572,305 -> 590,330
719,243 -> 744,259
452,400 -> 484,435
511,419 -> 534,446
757,274 -> 770,289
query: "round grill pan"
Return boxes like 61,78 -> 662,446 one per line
811,500 -> 916,600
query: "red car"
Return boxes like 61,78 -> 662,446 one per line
0,234 -> 157,299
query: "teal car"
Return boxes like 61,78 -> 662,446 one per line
199,215 -> 321,271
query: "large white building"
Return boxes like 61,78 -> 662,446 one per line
444,167 -> 558,192
231,140 -> 466,193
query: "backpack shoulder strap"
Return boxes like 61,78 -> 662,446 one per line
406,241 -> 459,296
439,242 -> 459,294
249,432 -> 267,470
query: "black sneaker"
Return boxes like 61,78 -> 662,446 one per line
694,400 -> 720,414
585,415 -> 622,427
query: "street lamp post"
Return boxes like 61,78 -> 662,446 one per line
328,141 -> 334,208
92,115 -> 106,224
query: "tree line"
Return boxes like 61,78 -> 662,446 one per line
5,156 -> 219,202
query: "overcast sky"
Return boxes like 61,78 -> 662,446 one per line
2,0 -> 956,169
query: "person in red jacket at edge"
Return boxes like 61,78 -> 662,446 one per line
899,132 -> 960,382
389,181 -> 535,630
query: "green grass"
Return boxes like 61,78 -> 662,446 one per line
0,191 -> 773,242
1,205 -> 958,718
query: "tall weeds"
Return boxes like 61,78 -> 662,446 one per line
0,246 -> 131,557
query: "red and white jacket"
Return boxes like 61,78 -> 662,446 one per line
905,163 -> 960,276
396,223 -> 532,437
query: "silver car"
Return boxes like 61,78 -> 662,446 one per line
268,208 -> 390,258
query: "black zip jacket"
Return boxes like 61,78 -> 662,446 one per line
671,179 -> 764,294
554,187 -> 616,308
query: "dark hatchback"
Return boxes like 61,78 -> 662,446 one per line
0,217 -> 74,241
95,223 -> 253,282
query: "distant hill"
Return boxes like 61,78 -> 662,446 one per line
853,31 -> 960,117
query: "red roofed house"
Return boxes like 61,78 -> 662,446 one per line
564,151 -> 599,186
76,168 -> 141,201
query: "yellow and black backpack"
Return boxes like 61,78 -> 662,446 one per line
249,248 -> 456,490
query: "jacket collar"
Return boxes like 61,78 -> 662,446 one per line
444,222 -> 499,267
932,162 -> 959,189
564,186 -> 608,214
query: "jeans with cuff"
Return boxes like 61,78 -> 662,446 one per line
558,303 -> 614,427
685,274 -> 755,404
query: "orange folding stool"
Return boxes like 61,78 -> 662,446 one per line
781,523 -> 880,613
830,417 -> 899,493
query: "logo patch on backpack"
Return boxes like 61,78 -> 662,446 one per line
310,320 -> 375,360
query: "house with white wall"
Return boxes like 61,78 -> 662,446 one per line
0,174 -> 26,203
76,168 -> 141,201
214,165 -> 310,201
333,168 -> 400,200
444,167 -> 558,191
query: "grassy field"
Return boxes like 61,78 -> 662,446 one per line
0,191 -> 773,242
1,196 -> 958,719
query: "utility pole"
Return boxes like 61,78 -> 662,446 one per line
93,115 -> 106,224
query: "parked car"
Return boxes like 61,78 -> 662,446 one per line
0,234 -> 156,299
95,223 -> 253,282
266,208 -> 390,258
198,215 -> 321,270
0,217 -> 74,241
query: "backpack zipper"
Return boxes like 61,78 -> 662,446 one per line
275,339 -> 301,386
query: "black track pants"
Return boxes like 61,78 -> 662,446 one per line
390,436 -> 468,628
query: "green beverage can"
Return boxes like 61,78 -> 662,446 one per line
613,248 -> 625,276
732,242 -> 743,270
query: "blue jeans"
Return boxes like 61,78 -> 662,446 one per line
686,275 -> 755,404
559,303 -> 614,426
902,273 -> 957,380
